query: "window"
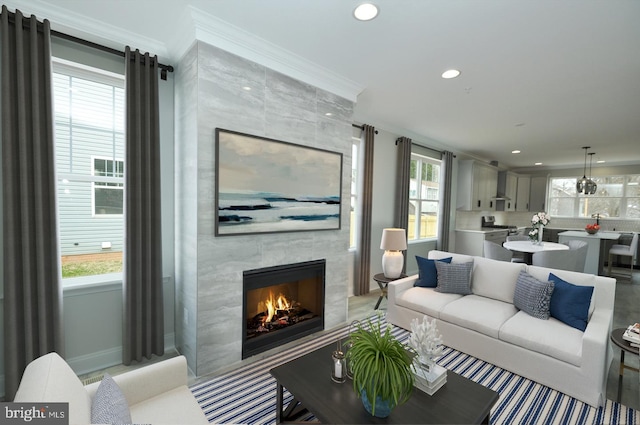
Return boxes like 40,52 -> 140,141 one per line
54,59 -> 125,279
548,175 -> 640,218
93,157 -> 124,215
408,153 -> 441,241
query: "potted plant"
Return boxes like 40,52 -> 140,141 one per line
346,315 -> 414,418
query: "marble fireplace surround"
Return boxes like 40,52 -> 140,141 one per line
175,40 -> 353,377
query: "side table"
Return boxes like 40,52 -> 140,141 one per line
372,273 -> 407,310
610,328 -> 639,403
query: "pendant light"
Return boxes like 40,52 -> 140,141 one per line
585,152 -> 597,195
576,146 -> 590,193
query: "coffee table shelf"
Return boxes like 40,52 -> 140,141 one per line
270,340 -> 499,424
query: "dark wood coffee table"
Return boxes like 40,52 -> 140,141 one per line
270,340 -> 499,424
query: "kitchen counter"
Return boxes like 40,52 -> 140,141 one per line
558,231 -> 622,275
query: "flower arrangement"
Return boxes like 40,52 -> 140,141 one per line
529,212 -> 550,242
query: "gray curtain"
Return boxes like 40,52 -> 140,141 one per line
123,46 -> 164,364
394,137 -> 412,272
1,6 -> 64,399
355,125 -> 375,295
438,151 -> 454,251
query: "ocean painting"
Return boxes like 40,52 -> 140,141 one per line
215,129 -> 343,235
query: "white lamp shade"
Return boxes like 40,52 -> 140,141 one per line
380,228 -> 407,251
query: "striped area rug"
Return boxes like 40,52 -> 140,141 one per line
191,316 -> 637,424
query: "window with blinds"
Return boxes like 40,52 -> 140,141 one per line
53,58 -> 125,278
408,152 -> 441,241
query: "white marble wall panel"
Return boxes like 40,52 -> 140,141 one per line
175,40 -> 354,377
174,44 -> 199,371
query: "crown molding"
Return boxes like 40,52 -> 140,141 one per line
182,6 -> 364,102
3,0 -> 171,62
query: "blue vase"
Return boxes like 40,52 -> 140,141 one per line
360,389 -> 393,418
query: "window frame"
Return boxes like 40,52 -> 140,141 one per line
548,174 -> 640,219
91,155 -> 125,217
408,152 -> 441,242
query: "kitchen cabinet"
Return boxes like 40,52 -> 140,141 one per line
455,229 -> 509,257
529,176 -> 547,212
457,160 -> 499,211
515,175 -> 531,212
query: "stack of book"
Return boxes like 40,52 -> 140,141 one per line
622,323 -> 640,348
413,362 -> 447,396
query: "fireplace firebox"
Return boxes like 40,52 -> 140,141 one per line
242,259 -> 325,359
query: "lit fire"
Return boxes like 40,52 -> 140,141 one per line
261,291 -> 292,323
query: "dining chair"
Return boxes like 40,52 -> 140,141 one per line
483,240 -> 513,262
506,235 -> 530,263
532,249 -> 580,272
564,240 -> 588,273
608,232 -> 638,279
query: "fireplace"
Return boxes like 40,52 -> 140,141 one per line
242,259 -> 325,359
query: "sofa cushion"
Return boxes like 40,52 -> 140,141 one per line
471,257 -> 526,303
548,273 -> 594,332
395,286 -> 463,318
513,271 -> 555,320
526,266 -> 596,320
500,311 -> 584,366
414,256 -> 452,287
92,373 -> 132,425
13,352 -> 91,425
440,295 -> 518,338
435,261 -> 473,295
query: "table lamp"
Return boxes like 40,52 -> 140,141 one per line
380,228 -> 407,278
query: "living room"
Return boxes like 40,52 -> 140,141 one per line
1,1 -> 639,422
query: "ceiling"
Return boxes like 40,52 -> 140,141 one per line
7,0 -> 640,171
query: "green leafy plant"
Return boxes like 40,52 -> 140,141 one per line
346,316 -> 414,416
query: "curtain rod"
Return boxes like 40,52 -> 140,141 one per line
352,123 -> 378,134
4,8 -> 174,80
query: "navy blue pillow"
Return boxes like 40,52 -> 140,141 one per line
548,273 -> 594,332
414,256 -> 452,287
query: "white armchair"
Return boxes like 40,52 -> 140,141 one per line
14,352 -> 207,425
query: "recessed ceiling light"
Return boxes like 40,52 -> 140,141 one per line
325,112 -> 333,116
535,162 -> 543,166
242,86 -> 251,91
441,69 -> 461,79
512,150 -> 521,154
354,3 -> 378,21
597,160 -> 605,164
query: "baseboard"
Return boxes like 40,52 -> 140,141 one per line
67,332 -> 176,376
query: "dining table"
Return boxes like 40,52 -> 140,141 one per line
502,240 -> 569,265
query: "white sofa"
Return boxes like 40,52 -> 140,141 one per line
14,352 -> 208,425
387,250 -> 616,407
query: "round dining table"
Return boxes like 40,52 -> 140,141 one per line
503,240 -> 569,264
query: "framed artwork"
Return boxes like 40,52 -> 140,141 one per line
215,129 -> 343,236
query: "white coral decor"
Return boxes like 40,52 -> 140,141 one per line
408,316 -> 443,365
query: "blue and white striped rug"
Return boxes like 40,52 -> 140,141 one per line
191,316 -> 637,424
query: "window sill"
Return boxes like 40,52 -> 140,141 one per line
63,273 -> 123,297
408,238 -> 437,245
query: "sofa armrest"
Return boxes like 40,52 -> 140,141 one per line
86,356 -> 189,407
387,274 -> 418,305
581,309 -> 613,373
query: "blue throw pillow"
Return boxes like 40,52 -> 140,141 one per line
414,256 -> 452,287
548,273 -> 594,332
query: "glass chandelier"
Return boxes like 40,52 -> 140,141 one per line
576,146 -> 597,195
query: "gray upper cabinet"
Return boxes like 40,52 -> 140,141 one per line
529,176 -> 547,212
457,160 -> 499,211
515,175 -> 531,212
